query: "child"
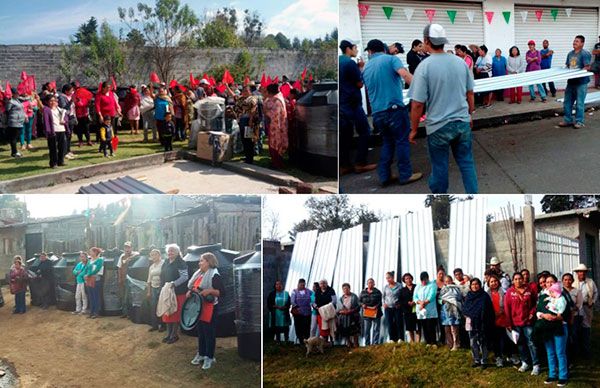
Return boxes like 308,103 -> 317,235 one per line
163,112 -> 175,152
545,283 -> 567,315
439,275 -> 463,350
99,116 -> 114,157
534,282 -> 566,343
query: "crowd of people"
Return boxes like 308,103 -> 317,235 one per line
1,73 -> 312,170
340,23 -> 597,194
268,260 -> 598,386
6,242 -> 224,370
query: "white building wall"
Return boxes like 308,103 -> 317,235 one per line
482,0 -> 515,56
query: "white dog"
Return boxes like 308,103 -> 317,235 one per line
304,336 -> 326,357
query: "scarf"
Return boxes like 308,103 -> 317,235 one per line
188,267 -> 220,291
440,284 -> 463,317
463,289 -> 493,330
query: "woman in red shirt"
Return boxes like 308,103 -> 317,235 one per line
488,274 -> 512,367
95,81 -> 121,133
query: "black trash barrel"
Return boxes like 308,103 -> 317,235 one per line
127,249 -> 152,324
54,252 -> 79,311
101,248 -> 123,316
233,243 -> 261,361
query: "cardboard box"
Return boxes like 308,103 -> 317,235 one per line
196,131 -> 233,163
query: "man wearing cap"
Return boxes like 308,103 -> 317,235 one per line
339,39 -> 376,176
573,263 -> 598,359
408,23 -> 478,194
525,40 -> 547,103
117,242 -> 139,318
489,257 -> 510,292
362,38 -> 423,187
559,35 -> 592,129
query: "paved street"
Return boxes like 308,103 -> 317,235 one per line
341,110 -> 600,194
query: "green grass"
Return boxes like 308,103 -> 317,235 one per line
0,132 -> 187,181
264,319 -> 600,387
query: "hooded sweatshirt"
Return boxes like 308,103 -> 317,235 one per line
504,285 -> 537,327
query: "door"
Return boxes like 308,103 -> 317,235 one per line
585,233 -> 597,281
25,233 -> 43,260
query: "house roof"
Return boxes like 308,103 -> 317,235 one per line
0,214 -> 86,229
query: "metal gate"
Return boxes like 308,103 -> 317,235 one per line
536,230 -> 580,276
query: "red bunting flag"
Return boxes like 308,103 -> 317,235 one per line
425,9 -> 436,23
111,76 -> 117,91
97,82 -> 103,96
209,77 -> 216,87
280,83 -> 291,98
17,81 -> 27,95
75,87 -> 93,101
202,73 -> 209,81
222,69 -> 234,84
266,75 -> 273,85
216,84 -> 227,94
301,67 -> 307,81
20,71 -> 28,81
150,72 -> 160,84
243,75 -> 250,86
260,73 -> 267,86
358,4 -> 370,18
485,11 -> 494,24
535,9 -> 543,21
273,76 -> 279,84
169,79 -> 177,89
292,79 -> 302,90
5,81 -> 12,98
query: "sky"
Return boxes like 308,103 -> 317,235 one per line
263,194 -> 545,242
0,0 -> 337,44
17,194 -> 131,218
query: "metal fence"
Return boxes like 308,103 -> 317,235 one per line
400,207 -> 437,280
448,198 -> 487,279
536,230 -> 580,277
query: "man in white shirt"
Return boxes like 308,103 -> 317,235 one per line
573,264 -> 598,359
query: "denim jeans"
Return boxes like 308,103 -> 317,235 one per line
426,121 -> 478,194
339,104 -> 371,167
563,83 -> 588,125
372,106 -> 412,183
14,291 -> 26,313
469,329 -> 488,363
528,84 -> 547,100
515,325 -> 539,366
363,317 -> 381,345
545,324 -> 568,381
21,119 -> 33,146
150,287 -> 162,330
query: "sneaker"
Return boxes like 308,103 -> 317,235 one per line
397,339 -> 404,344
451,346 -> 459,352
354,163 -> 377,174
12,152 -> 22,158
202,358 -> 215,370
191,353 -> 205,365
531,365 -> 540,376
558,121 -> 573,128
496,358 -> 504,368
545,378 -> 558,385
557,380 -> 568,387
573,123 -> 584,129
72,311 -> 80,315
399,172 -> 423,185
518,362 -> 530,372
510,356 -> 521,366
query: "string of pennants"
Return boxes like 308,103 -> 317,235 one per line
358,4 -> 574,24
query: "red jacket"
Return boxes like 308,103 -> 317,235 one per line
95,92 -> 119,117
504,286 -> 537,327
10,267 -> 28,294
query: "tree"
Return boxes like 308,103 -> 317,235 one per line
262,34 -> 278,49
198,17 -> 241,48
74,17 -> 98,46
274,33 -> 291,49
242,9 -> 263,46
207,50 -> 256,84
126,29 -> 146,47
292,37 -> 301,50
425,195 -> 457,230
262,208 -> 281,241
88,22 -> 126,80
119,0 -> 200,82
0,195 -> 29,221
540,195 -> 599,213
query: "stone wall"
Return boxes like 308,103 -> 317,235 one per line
0,45 -> 336,87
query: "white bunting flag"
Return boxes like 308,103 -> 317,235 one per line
404,7 -> 414,21
466,10 -> 475,23
520,10 -> 528,23
565,8 -> 572,17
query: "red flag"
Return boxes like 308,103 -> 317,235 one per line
48,81 -> 56,91
266,76 -> 272,85
202,73 -> 209,81
309,73 -> 313,81
97,82 -> 103,97
111,76 -> 117,91
222,69 -> 234,84
292,79 -> 302,90
169,79 -> 177,89
216,84 -> 227,94
280,83 -> 291,98
111,136 -> 119,152
150,72 -> 161,84
209,77 -> 216,87
260,73 -> 267,86
20,71 -> 28,81
5,81 -> 12,98
273,76 -> 279,84
301,67 -> 307,81
75,87 -> 93,101
243,75 -> 250,86
31,75 -> 36,91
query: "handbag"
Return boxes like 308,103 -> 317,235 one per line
85,275 -> 96,288
363,306 -> 377,319
291,306 -> 300,316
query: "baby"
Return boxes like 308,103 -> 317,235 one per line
545,283 -> 566,316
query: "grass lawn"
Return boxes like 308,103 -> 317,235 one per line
264,318 -> 600,387
0,132 -> 188,181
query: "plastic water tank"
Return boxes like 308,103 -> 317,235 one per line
54,252 -> 80,311
26,253 -> 58,306
233,243 -> 261,361
101,248 -> 123,316
127,248 -> 152,324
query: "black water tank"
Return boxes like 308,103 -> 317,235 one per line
292,81 -> 338,178
183,243 -> 240,337
233,243 -> 261,361
26,253 -> 58,306
54,252 -> 79,311
101,248 -> 123,316
127,249 -> 152,324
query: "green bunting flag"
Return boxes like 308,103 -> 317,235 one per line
446,10 -> 457,24
502,11 -> 511,24
382,6 -> 393,20
550,9 -> 559,21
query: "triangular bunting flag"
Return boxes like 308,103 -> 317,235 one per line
502,11 -> 511,24
485,11 -> 494,24
382,6 -> 393,20
358,4 -> 370,18
404,7 -> 414,21
535,9 -> 543,22
260,73 -> 267,86
425,9 -> 436,23
550,9 -> 558,21
466,10 -> 475,23
169,79 -> 177,89
447,10 -> 457,24
520,10 -> 528,23
565,8 -> 572,17
5,82 -> 12,99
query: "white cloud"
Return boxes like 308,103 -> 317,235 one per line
265,0 -> 337,40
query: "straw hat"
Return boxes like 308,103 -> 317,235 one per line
573,263 -> 589,272
490,257 -> 502,265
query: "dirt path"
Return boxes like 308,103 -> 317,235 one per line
0,287 -> 259,388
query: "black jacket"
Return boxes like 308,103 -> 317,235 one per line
359,287 -> 383,318
315,286 -> 336,308
160,256 -> 188,295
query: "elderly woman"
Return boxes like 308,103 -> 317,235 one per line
314,279 -> 337,343
72,251 -> 89,315
399,273 -> 419,343
160,243 -> 189,344
267,280 -> 291,343
463,278 -> 495,368
9,256 -> 28,314
263,83 -> 288,169
43,95 -> 68,168
85,247 -> 104,319
414,271 -> 438,345
291,278 -> 313,344
188,252 -> 224,370
338,282 -> 360,348
440,275 -> 463,350
360,277 -> 383,345
562,272 -> 582,368
146,249 -> 164,332
383,271 -> 403,343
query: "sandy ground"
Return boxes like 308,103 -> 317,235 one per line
0,286 -> 260,388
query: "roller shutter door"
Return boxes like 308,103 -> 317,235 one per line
514,5 -> 598,89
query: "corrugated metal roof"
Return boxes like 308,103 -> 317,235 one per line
365,217 -> 400,292
78,176 -> 164,194
448,198 -> 487,279
284,230 -> 319,295
400,207 -> 436,280
308,228 -> 342,288
332,224 -> 364,297
536,230 -> 580,277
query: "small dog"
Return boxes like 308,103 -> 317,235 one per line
304,336 -> 326,357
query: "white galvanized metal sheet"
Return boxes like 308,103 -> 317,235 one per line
365,218 -> 400,292
332,224 -> 364,297
448,198 -> 487,279
536,230 -> 580,277
284,230 -> 319,294
400,207 -> 437,280
308,228 -> 342,288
